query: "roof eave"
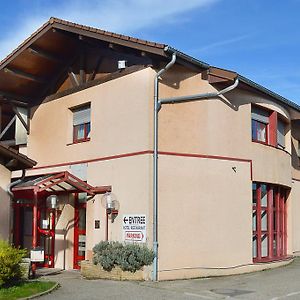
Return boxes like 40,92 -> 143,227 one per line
0,144 -> 37,171
238,74 -> 300,112
164,46 -> 210,69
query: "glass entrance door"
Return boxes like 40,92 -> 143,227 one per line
73,193 -> 87,269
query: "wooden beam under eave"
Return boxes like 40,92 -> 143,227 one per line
79,52 -> 86,84
3,67 -> 47,84
28,46 -> 64,64
68,69 -> 80,87
0,94 -> 29,106
88,55 -> 104,82
207,67 -> 237,84
52,24 -> 166,57
34,53 -> 81,104
11,104 -> 29,133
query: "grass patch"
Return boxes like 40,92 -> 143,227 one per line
0,281 -> 57,300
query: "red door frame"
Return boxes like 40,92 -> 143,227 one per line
73,193 -> 87,269
37,207 -> 56,268
13,202 -> 33,248
13,198 -> 56,268
253,183 -> 288,262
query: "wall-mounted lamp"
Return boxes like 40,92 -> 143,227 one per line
46,194 -> 59,209
101,192 -> 119,223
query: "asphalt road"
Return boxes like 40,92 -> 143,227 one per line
41,258 -> 300,299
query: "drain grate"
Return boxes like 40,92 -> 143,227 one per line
210,288 -> 254,297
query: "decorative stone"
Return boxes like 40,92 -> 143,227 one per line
80,260 -> 146,281
20,258 -> 31,279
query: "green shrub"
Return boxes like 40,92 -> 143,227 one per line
118,244 -> 155,273
0,240 -> 27,287
93,241 -> 123,271
92,241 -> 155,273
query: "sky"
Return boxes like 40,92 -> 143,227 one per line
0,0 -> 300,103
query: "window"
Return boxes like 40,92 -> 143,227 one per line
252,183 -> 288,262
251,106 -> 269,144
72,104 -> 91,143
251,105 -> 287,149
277,119 -> 285,149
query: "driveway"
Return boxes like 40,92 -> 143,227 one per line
41,258 -> 300,299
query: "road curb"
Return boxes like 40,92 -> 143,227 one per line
19,281 -> 60,300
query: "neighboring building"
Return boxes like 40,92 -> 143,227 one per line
0,143 -> 36,240
1,17 -> 300,280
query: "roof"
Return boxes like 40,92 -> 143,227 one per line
0,17 -> 299,114
0,142 -> 36,171
0,17 -> 166,68
12,171 -> 111,195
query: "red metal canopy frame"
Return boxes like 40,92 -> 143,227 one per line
12,171 -> 111,275
12,171 -> 111,195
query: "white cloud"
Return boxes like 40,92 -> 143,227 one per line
188,34 -> 252,55
0,0 -> 219,60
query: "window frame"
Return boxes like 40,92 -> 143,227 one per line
251,105 -> 270,145
73,122 -> 90,143
71,104 -> 91,144
277,117 -> 286,150
252,182 -> 288,262
251,118 -> 268,145
251,104 -> 287,150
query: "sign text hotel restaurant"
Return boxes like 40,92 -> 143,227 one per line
122,214 -> 146,243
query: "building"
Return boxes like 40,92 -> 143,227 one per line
0,142 -> 36,240
1,17 -> 300,280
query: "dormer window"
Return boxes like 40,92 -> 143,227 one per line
72,104 -> 91,143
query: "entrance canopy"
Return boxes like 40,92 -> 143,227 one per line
12,171 -> 111,196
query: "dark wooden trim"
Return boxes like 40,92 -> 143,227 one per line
37,53 -> 80,101
0,94 -> 30,106
4,67 -> 46,84
79,51 -> 86,84
28,46 -> 64,63
0,115 -> 16,139
11,104 -> 29,132
45,65 -> 148,102
0,142 -> 36,169
52,23 -> 166,57
88,55 -> 104,82
68,70 -> 79,87
0,24 -> 52,70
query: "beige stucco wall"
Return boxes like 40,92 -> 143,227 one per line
291,180 -> 300,254
86,154 -> 152,253
0,165 -> 11,241
13,63 -> 297,278
23,67 -> 154,270
157,155 -> 252,280
159,66 -> 292,187
54,194 -> 75,270
27,67 -> 153,167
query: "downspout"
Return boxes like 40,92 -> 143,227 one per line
159,77 -> 239,105
153,52 -> 176,281
153,51 -> 239,281
7,169 -> 26,198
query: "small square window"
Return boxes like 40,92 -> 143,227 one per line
72,104 -> 91,143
